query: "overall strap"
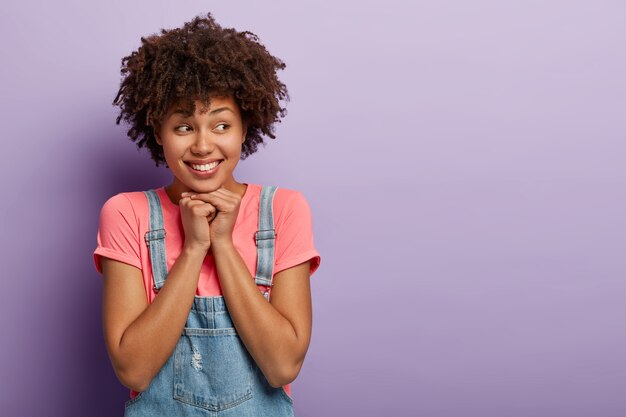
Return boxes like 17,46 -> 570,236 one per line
144,189 -> 168,292
254,185 -> 278,298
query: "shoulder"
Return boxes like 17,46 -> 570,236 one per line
263,185 -> 320,275
98,190 -> 151,225
95,191 -> 151,274
256,185 -> 311,209
267,186 -> 314,225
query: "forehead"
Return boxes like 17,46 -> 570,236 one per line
166,95 -> 240,117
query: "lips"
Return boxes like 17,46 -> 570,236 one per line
185,159 -> 223,172
186,159 -> 222,165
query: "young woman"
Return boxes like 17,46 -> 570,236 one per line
93,13 -> 321,416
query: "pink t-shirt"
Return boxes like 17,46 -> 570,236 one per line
93,183 -> 321,399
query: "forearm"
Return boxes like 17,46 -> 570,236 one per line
211,241 -> 304,387
115,247 -> 206,391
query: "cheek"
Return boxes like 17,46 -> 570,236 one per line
231,144 -> 244,158
161,136 -> 183,153
160,142 -> 184,166
224,137 -> 244,154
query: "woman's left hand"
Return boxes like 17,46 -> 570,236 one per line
181,187 -> 242,247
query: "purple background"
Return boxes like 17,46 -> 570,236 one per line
1,1 -> 625,416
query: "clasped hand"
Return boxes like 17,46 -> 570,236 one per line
179,187 -> 241,252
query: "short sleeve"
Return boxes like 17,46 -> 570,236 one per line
93,193 -> 142,274
273,191 -> 321,277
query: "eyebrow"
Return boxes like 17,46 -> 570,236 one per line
172,107 -> 234,117
207,107 -> 234,115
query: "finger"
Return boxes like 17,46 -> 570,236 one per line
189,189 -> 239,206
180,191 -> 201,200
188,194 -> 233,210
179,198 -> 206,209
190,206 -> 217,220
210,188 -> 237,200
182,199 -> 216,216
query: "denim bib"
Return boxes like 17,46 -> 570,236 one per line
124,185 -> 294,417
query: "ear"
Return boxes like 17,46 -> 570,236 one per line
153,127 -> 163,146
241,122 -> 248,143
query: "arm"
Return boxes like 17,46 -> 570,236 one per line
101,246 -> 206,392
212,242 -> 312,388
100,193 -> 217,392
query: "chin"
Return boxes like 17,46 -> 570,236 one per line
188,181 -> 224,193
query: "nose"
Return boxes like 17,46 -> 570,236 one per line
191,130 -> 216,155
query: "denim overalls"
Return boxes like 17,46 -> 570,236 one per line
124,185 -> 294,417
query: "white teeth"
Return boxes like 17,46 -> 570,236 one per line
190,161 -> 219,171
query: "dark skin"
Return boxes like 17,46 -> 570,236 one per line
101,97 -> 312,392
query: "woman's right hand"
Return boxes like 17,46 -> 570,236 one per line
179,194 -> 216,253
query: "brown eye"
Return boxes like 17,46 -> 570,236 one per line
215,123 -> 229,132
175,125 -> 192,133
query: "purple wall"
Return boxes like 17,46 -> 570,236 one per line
1,1 -> 625,416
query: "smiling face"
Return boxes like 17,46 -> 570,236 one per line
156,95 -> 247,202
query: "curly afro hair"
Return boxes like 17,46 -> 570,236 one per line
113,13 -> 289,166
